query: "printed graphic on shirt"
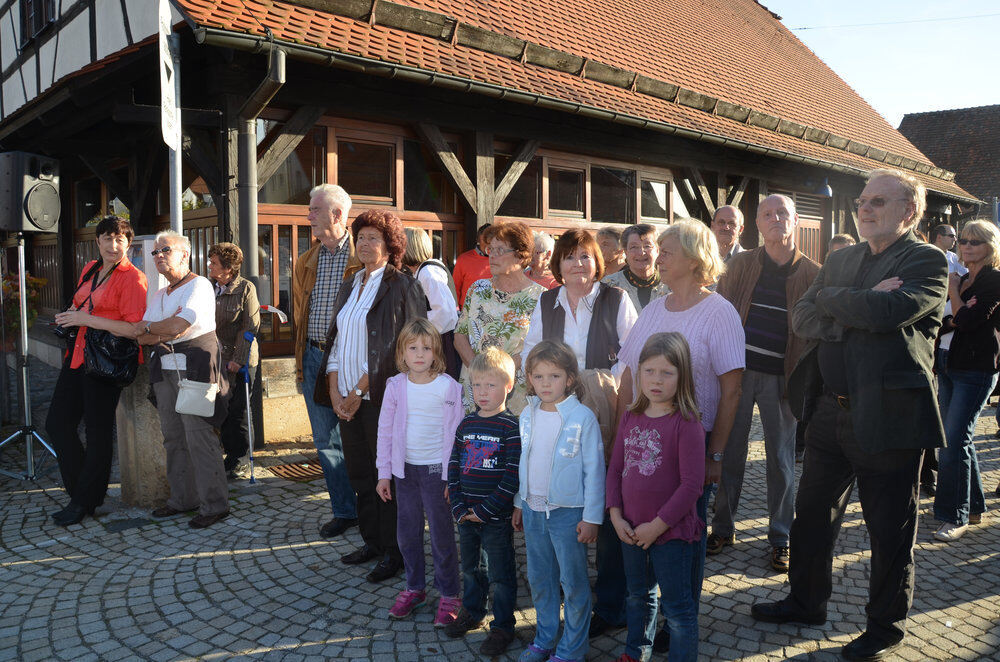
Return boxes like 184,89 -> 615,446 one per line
622,424 -> 662,477
461,433 -> 502,472
559,423 -> 582,458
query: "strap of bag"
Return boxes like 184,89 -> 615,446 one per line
83,261 -> 121,313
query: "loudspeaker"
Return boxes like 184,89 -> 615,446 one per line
0,151 -> 60,233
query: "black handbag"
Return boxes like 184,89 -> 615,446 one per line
83,328 -> 140,386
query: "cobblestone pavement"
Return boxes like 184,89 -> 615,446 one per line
1,360 -> 999,660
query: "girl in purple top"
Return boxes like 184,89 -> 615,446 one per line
608,333 -> 705,662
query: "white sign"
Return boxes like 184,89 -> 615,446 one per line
158,0 -> 180,150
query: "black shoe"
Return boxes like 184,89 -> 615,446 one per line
319,517 -> 358,538
366,557 -> 403,583
52,503 -> 87,526
341,545 -> 377,565
588,612 -> 624,638
479,628 -> 516,656
652,628 -> 670,654
841,632 -> 903,661
750,599 -> 826,625
444,608 -> 483,638
920,483 -> 936,497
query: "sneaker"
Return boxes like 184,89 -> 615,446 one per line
969,513 -> 983,525
443,608 -> 483,638
433,596 -> 462,627
389,589 -> 426,619
479,628 -> 516,656
770,546 -> 790,572
706,532 -> 735,555
518,643 -> 553,662
933,522 -> 968,542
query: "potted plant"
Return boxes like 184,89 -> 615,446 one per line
2,272 -> 47,350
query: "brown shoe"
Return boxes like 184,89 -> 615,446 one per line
706,532 -> 735,555
771,546 -> 790,572
969,513 -> 983,525
188,511 -> 230,528
151,506 -> 184,518
479,628 -> 516,656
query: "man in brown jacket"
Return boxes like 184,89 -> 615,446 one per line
711,194 -> 820,572
293,184 -> 362,539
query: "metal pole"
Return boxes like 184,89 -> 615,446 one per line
168,33 -> 183,234
238,119 -> 259,287
16,235 -> 34,475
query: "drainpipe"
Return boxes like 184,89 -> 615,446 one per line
237,44 -> 286,286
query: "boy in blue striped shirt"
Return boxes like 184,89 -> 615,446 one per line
445,347 -> 521,656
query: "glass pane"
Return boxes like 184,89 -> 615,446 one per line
277,226 -> 293,340
298,231 -> 312,260
496,155 -> 541,218
183,179 -> 214,210
76,178 -> 101,227
257,226 -> 274,342
109,167 -> 132,217
338,141 -> 393,200
641,180 -> 669,220
548,167 -> 584,213
404,140 -> 456,213
258,124 -> 327,205
591,166 -> 635,222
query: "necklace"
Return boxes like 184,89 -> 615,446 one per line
623,268 -> 659,289
167,272 -> 193,293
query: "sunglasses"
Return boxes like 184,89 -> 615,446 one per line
958,238 -> 986,247
150,246 -> 173,256
853,196 -> 908,209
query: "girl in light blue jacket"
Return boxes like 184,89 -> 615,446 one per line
513,340 -> 605,662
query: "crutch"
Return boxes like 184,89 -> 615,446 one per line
240,331 -> 258,484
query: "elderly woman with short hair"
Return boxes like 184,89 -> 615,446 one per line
526,231 -> 558,289
207,242 -> 261,477
403,227 -> 460,378
597,226 -> 626,276
454,221 -> 545,414
137,230 -> 231,529
317,210 -> 427,583
601,223 -> 670,311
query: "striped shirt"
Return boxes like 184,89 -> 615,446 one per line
308,233 -> 351,343
743,254 -> 790,375
447,410 -> 521,522
326,266 -> 385,398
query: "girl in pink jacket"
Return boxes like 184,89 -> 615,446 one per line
376,318 -> 465,626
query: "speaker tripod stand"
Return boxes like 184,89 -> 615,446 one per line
0,232 -> 57,480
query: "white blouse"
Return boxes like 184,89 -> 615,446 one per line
326,266 -> 386,398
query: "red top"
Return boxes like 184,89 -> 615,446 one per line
453,248 -> 491,308
527,268 -> 559,290
69,259 -> 148,369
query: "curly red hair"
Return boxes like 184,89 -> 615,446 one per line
351,209 -> 407,269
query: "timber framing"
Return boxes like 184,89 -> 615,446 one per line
256,105 -> 326,186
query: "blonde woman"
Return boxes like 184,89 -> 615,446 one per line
933,219 -> 1000,542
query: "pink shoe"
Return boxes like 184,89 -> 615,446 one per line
434,596 -> 462,627
389,589 -> 426,619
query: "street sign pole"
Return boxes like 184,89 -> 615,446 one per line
159,0 -> 182,234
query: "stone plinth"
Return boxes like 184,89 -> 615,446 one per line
115,363 -> 169,508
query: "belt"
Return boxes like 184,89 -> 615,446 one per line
823,387 -> 850,410
308,339 -> 327,351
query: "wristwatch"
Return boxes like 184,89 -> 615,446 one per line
353,387 -> 363,397
709,452 -> 724,462
143,322 -> 152,334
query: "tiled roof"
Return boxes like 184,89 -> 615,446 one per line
170,0 -> 973,201
899,105 -> 1000,203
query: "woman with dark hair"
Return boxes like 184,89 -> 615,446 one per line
207,242 -> 261,477
48,215 -> 148,526
454,220 -> 545,415
316,209 -> 428,582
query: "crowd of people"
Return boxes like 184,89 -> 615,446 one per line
45,167 -> 1000,662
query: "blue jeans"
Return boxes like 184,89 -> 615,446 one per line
934,365 -> 995,526
457,518 -> 517,633
302,344 -> 356,520
593,510 -> 627,626
522,506 -> 591,662
621,540 -> 699,662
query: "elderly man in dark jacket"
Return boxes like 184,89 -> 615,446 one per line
751,169 -> 947,662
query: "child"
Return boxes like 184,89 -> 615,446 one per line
445,347 -> 522,657
375,319 -> 464,626
606,332 -> 705,662
514,340 -> 605,662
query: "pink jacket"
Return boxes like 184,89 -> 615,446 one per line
376,372 -> 464,481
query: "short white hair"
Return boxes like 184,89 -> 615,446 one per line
310,184 -> 352,218
154,230 -> 191,254
534,231 -> 554,253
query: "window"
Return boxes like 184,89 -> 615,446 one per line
337,140 -> 393,202
496,155 -> 542,218
640,180 -> 670,220
548,167 -> 585,215
20,0 -> 55,44
403,140 -> 457,214
591,166 -> 635,222
258,122 -> 327,205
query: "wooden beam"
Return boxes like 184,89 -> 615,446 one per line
685,168 -> 716,218
223,95 -> 241,243
716,170 -> 728,209
111,103 -> 224,129
79,155 -> 132,208
131,136 -> 166,230
415,123 -> 477,211
256,105 -> 326,186
676,178 -> 700,220
475,131 -> 495,229
181,129 -> 223,198
727,176 -> 750,207
494,139 -> 540,213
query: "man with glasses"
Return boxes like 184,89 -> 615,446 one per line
930,223 -> 967,277
711,205 -> 745,262
751,169 -> 948,661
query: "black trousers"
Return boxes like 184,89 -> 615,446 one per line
340,400 -> 400,561
220,370 -> 251,465
45,360 -> 123,512
789,395 -> 922,643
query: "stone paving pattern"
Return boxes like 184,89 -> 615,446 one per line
1,360 -> 999,661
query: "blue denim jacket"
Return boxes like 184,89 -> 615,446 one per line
517,394 -> 606,524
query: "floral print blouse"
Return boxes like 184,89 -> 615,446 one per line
456,277 -> 545,415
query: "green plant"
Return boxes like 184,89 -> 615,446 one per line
2,272 -> 47,339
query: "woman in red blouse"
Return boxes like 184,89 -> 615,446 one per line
47,216 -> 148,526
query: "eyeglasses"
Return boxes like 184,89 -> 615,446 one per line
853,196 -> 909,209
489,246 -> 516,257
150,246 -> 173,256
941,233 -> 957,239
626,245 -> 656,255
958,238 -> 986,247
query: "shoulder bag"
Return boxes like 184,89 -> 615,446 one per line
81,263 -> 141,387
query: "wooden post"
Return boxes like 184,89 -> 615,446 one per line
223,95 -> 241,243
475,131 -> 495,231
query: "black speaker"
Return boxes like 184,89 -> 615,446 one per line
0,151 -> 60,233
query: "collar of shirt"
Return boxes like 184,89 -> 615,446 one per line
324,232 -> 351,257
354,264 -> 387,286
554,281 -> 600,313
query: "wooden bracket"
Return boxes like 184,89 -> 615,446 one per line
256,105 -> 326,186
727,176 -> 750,207
79,155 -> 133,209
685,168 -> 716,218
494,139 -> 540,213
415,123 -> 477,211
